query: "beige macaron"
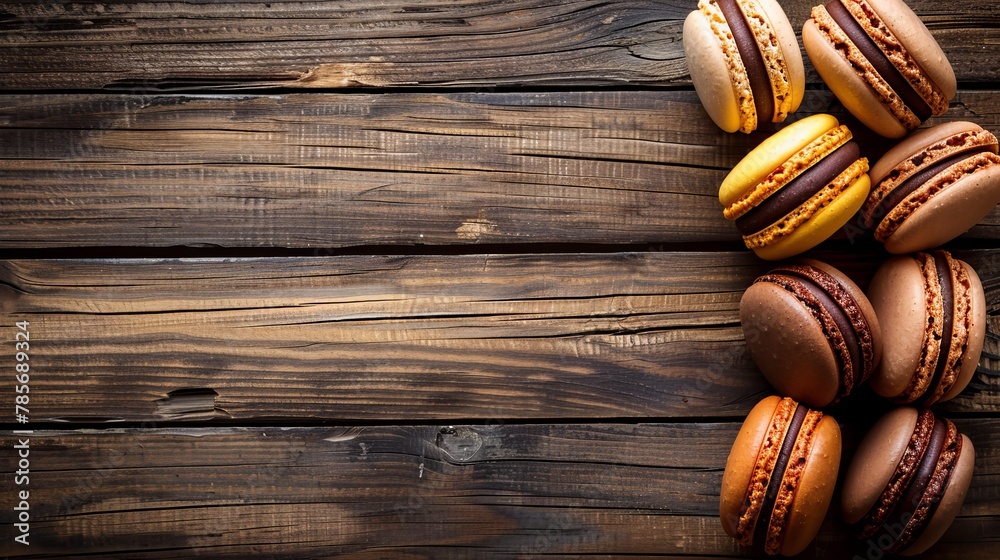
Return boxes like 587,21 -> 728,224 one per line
684,0 -> 805,133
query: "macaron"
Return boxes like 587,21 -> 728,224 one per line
803,0 -> 956,139
841,407 -> 975,556
720,113 -> 871,260
863,121 -> 1000,253
683,0 -> 805,133
720,396 -> 841,556
741,259 -> 882,407
866,250 -> 986,405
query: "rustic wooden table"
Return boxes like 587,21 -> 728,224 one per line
1,1 -> 998,558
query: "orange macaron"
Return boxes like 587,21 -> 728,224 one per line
721,396 -> 841,556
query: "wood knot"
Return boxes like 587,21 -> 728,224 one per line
435,426 -> 483,462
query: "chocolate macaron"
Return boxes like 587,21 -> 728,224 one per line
842,407 -> 975,556
720,114 -> 871,260
741,259 -> 882,407
866,251 -> 986,405
803,0 -> 956,139
721,396 -> 841,556
864,121 -> 1000,253
684,0 -> 805,133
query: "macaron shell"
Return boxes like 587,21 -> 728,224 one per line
866,0 -> 957,104
939,262 -> 987,402
840,407 -> 918,525
720,114 -> 840,207
780,415 -> 841,556
869,121 -> 983,185
899,434 -> 975,556
755,0 -> 806,117
867,256 -> 926,399
685,10 -> 743,133
882,161 -> 1000,254
720,395 -> 782,538
752,172 -> 870,261
741,282 -> 841,407
802,18 -> 909,139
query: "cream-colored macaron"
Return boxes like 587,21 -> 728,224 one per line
684,0 -> 804,133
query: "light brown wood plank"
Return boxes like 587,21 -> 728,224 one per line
1,420 -> 998,558
2,90 -> 999,249
2,252 -> 997,423
0,1 -> 996,91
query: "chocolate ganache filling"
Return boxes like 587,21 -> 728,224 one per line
751,403 -> 808,549
878,418 -> 956,554
717,0 -> 774,125
825,0 -> 932,122
926,252 -> 955,399
737,141 -> 860,235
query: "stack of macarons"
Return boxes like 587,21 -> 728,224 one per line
682,0 -> 998,555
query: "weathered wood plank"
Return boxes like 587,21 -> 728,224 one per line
1,420 -> 998,558
2,90 -> 999,249
2,252 -> 997,423
0,1 -> 996,91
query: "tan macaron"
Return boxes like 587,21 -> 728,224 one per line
864,121 -> 1000,253
803,0 -> 956,139
866,251 -> 986,404
842,407 -> 975,556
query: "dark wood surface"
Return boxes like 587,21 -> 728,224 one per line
1,1 -> 999,558
2,91 -> 999,249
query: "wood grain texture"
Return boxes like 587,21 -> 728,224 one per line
1,420 -> 998,558
0,0 -> 996,91
2,252 -> 998,423
2,90 -> 999,249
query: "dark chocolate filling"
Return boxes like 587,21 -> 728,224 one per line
717,0 -> 774,125
736,141 -> 860,235
825,0 -> 932,122
779,267 -> 864,392
853,410 -> 936,538
926,252 -> 955,401
752,403 -> 808,551
873,418 -> 947,553
873,145 -> 993,225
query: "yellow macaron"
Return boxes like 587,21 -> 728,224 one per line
720,114 -> 871,260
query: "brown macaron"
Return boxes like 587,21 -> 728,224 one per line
841,407 -> 975,556
741,259 -> 882,408
863,121 -> 1000,254
721,396 -> 841,556
866,251 -> 986,405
